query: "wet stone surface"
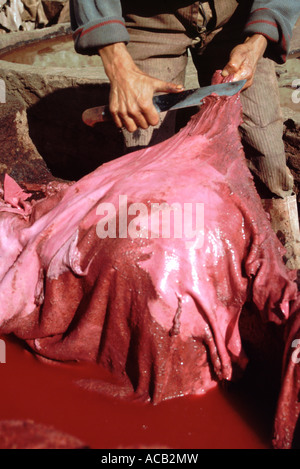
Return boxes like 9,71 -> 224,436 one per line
0,94 -> 54,184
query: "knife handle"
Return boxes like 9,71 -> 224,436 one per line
82,105 -> 112,127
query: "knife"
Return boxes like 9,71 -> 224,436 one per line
82,80 -> 246,127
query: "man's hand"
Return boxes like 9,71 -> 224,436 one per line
222,34 -> 268,89
99,42 -> 184,132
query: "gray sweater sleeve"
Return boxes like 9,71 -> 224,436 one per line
244,0 -> 300,62
70,0 -> 129,54
70,0 -> 299,63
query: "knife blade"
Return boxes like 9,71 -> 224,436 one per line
82,79 -> 246,127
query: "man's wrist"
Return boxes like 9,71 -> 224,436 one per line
98,42 -> 136,80
98,42 -> 127,59
244,34 -> 268,57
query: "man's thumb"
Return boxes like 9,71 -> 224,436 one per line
154,79 -> 184,94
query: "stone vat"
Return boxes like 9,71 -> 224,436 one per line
0,23 -> 123,183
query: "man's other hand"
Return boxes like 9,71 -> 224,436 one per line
222,34 -> 268,89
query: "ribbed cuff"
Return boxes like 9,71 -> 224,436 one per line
244,8 -> 288,63
244,9 -> 279,42
73,16 -> 130,55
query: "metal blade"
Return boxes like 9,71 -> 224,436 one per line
153,80 -> 247,112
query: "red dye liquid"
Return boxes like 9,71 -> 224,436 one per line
0,334 -> 272,449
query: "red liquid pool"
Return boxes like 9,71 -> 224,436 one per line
0,334 -> 273,449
